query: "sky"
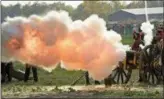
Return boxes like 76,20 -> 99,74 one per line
1,1 -> 133,8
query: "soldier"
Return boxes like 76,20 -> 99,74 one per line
1,62 -> 13,83
1,62 -> 6,83
24,64 -> 38,82
152,25 -> 164,49
132,27 -> 145,82
157,25 -> 164,40
162,39 -> 164,78
5,62 -> 13,82
157,26 -> 164,79
85,71 -> 90,85
132,27 -> 144,51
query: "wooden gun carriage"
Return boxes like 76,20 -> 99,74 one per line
110,50 -> 140,84
110,39 -> 164,85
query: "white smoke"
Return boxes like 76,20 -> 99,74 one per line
140,21 -> 154,48
1,10 -> 129,80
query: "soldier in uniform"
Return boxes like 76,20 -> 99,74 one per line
131,27 -> 145,82
1,62 -> 6,83
1,62 -> 13,83
24,64 -> 38,82
157,25 -> 164,40
132,27 -> 144,51
157,25 -> 164,78
162,39 -> 164,79
6,62 -> 13,82
85,72 -> 90,85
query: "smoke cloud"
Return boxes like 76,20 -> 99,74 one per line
1,10 -> 130,80
140,21 -> 154,48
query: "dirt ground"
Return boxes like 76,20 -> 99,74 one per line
28,85 -> 163,98
2,84 -> 163,98
2,68 -> 163,98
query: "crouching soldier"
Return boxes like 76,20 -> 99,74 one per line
24,64 -> 38,82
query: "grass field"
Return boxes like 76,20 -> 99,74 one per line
2,35 -> 163,98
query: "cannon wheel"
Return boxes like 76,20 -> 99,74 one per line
111,62 -> 132,84
145,67 -> 159,85
139,44 -> 160,85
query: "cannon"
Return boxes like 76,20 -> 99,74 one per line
110,38 -> 164,85
11,69 -> 25,81
109,25 -> 164,85
10,67 -> 33,81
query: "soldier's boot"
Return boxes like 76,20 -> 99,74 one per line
32,67 -> 38,82
85,72 -> 90,85
94,80 -> 100,85
24,67 -> 30,82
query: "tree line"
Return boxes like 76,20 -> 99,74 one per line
1,1 -> 163,23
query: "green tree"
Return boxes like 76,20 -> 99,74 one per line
78,1 -> 113,21
127,1 -> 163,9
110,1 -> 126,13
72,3 -> 90,21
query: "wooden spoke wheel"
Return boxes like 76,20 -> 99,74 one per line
111,62 -> 132,84
144,67 -> 160,85
140,44 -> 160,85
